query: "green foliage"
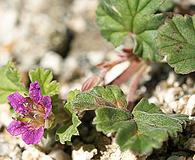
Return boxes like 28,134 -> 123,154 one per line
0,62 -> 26,103
94,107 -> 133,134
167,156 -> 181,160
94,99 -> 188,155
96,0 -> 169,61
135,31 -> 160,61
56,90 -> 81,143
157,15 -> 195,74
159,0 -> 174,12
29,68 -> 60,96
73,85 -> 127,113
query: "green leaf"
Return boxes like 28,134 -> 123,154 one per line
94,99 -> 188,155
29,68 -> 60,96
0,62 -> 26,103
51,95 -> 59,115
73,85 -> 127,113
132,98 -> 162,113
167,156 -> 180,160
94,107 -> 133,134
159,0 -> 174,12
96,0 -> 168,61
56,90 -> 81,143
135,31 -> 161,61
157,15 -> 195,74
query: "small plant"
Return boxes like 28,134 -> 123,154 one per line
0,0 -> 194,158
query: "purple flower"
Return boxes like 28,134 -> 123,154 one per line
6,81 -> 52,145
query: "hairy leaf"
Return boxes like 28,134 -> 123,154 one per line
73,85 -> 127,112
94,99 -> 188,155
135,31 -> 160,61
56,90 -> 81,143
96,0 -> 168,61
0,62 -> 26,103
159,0 -> 174,12
94,107 -> 133,134
157,15 -> 195,74
29,68 -> 60,96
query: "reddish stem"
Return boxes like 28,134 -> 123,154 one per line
127,64 -> 147,110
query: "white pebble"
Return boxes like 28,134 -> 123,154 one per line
72,145 -> 97,160
184,94 -> 195,116
40,51 -> 63,75
49,149 -> 70,160
22,148 -> 52,160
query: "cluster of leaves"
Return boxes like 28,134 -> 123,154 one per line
96,0 -> 195,74
66,85 -> 188,155
0,63 -> 188,156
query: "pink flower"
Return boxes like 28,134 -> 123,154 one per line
7,81 -> 52,144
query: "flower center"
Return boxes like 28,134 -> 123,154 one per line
19,97 -> 45,128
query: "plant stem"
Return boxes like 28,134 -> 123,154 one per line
127,63 -> 148,111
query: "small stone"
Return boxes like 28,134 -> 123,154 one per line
86,51 -> 105,65
71,0 -> 98,15
148,97 -> 159,104
190,0 -> 195,5
183,94 -> 195,116
121,150 -> 137,160
62,56 -> 81,81
0,52 -> 11,67
72,144 -> 97,160
164,88 -> 176,104
0,142 -> 10,156
9,145 -> 22,160
22,148 -> 52,160
185,138 -> 195,151
0,156 -> 11,160
0,104 -> 12,127
49,149 -> 71,160
167,72 -> 176,86
100,142 -> 137,160
40,51 -> 63,75
67,16 -> 86,33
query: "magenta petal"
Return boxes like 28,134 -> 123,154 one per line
29,81 -> 42,104
42,96 -> 52,119
7,120 -> 28,136
22,126 -> 44,145
8,92 -> 27,114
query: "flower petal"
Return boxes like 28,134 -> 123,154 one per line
22,126 -> 44,144
8,92 -> 27,114
29,81 -> 42,104
7,120 -> 28,136
42,96 -> 52,119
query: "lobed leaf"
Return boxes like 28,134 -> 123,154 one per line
29,68 -> 60,96
73,85 -> 127,113
94,99 -> 188,155
96,0 -> 169,61
94,107 -> 133,134
0,62 -> 26,103
56,90 -> 81,143
159,0 -> 174,12
157,15 -> 195,74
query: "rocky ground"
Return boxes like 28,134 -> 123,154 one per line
0,0 -> 195,160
